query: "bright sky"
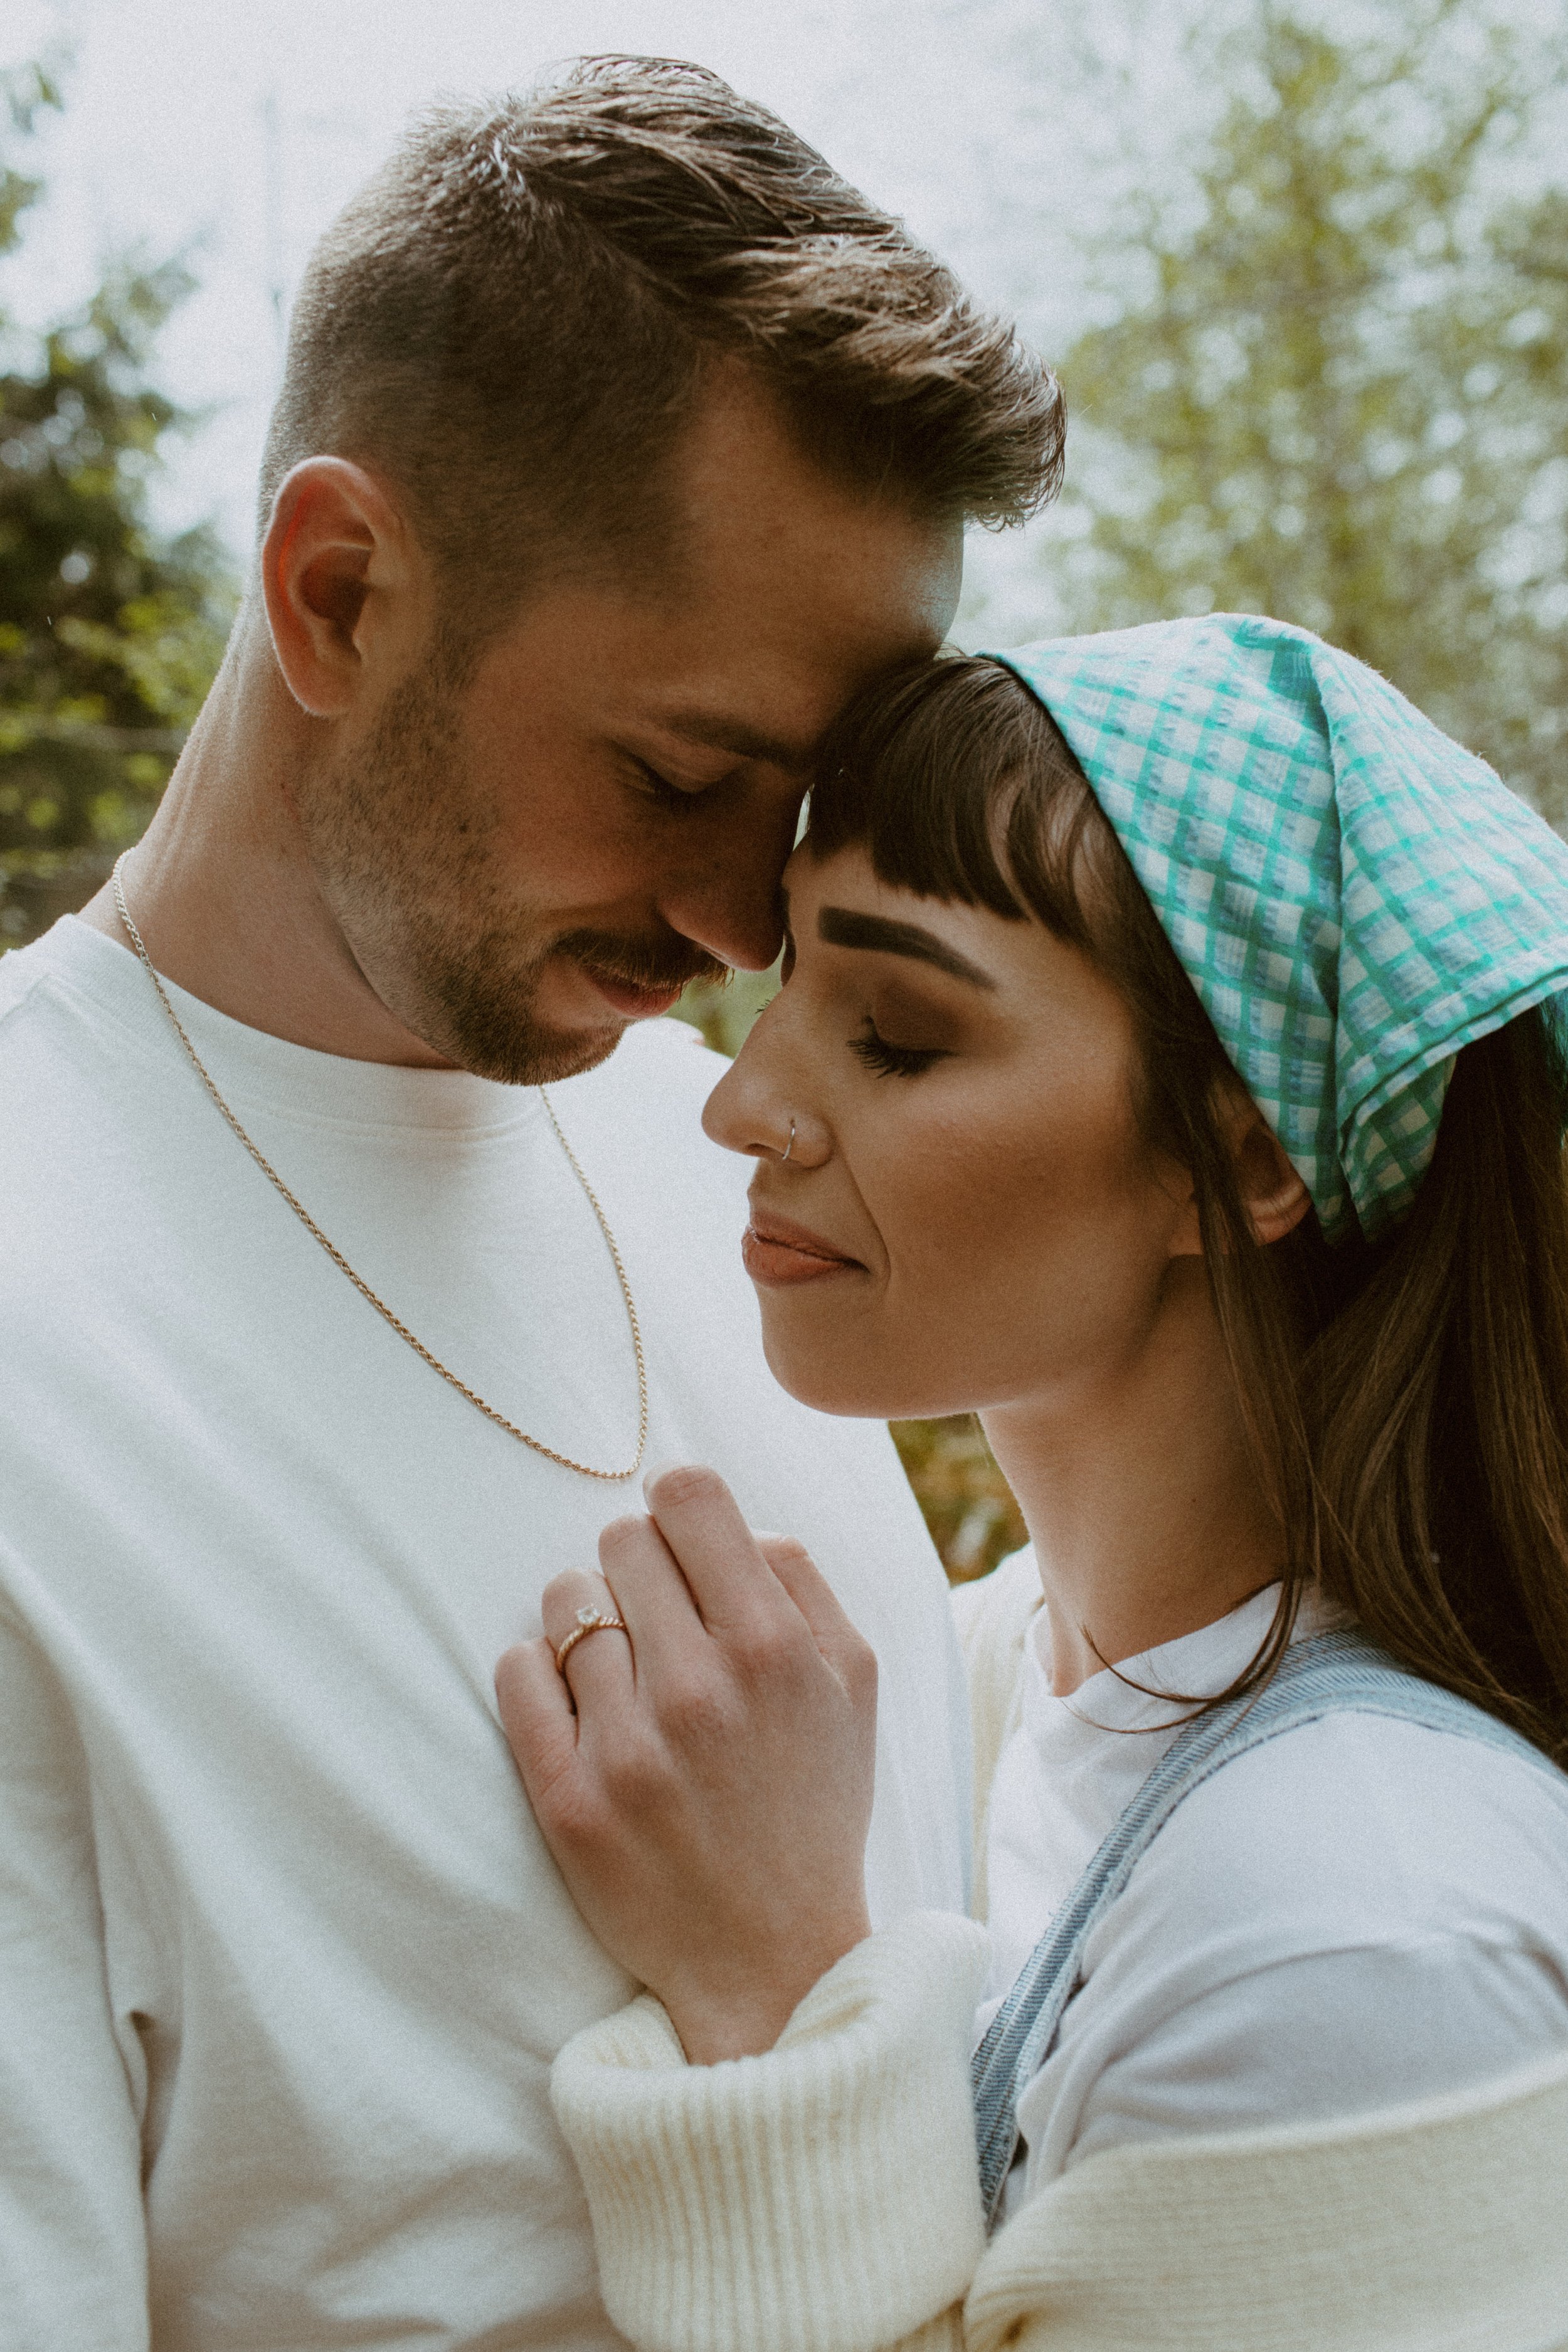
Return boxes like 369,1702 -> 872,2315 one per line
3,0 -> 1197,644
4,2 -> 1563,642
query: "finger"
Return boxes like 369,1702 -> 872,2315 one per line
596,1510 -> 714,1673
540,1569 -> 635,1707
755,1534 -> 878,1702
539,1568 -> 622,1651
639,1463 -> 788,1633
495,1636 -> 581,1814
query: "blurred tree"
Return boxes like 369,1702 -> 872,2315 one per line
889,1415 -> 1027,1582
673,964 -> 782,1059
1046,0 -> 1568,822
0,61 -> 236,944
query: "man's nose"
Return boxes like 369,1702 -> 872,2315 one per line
659,792 -> 801,973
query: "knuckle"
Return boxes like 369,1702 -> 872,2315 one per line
533,1769 -> 603,1849
599,1739 -> 663,1809
660,1673 -> 735,1746
596,1514 -> 645,1569
731,1620 -> 806,1689
850,1636 -> 879,1698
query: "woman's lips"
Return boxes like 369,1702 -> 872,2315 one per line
742,1207 -> 864,1288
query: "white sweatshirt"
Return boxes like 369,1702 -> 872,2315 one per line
0,916 -> 968,2352
551,1557 -> 1568,2352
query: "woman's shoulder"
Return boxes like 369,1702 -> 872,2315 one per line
1129,1702 -> 1568,1956
1020,1693 -> 1568,2181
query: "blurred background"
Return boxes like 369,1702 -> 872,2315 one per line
3,0 -> 1563,1573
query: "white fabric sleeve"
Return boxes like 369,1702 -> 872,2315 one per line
1052,1936 -> 1568,2171
1012,1715 -> 1568,2188
978,2046 -> 1568,2352
551,1911 -> 988,2352
0,1589 -> 149,2348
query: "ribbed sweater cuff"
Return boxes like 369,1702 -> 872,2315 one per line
551,1910 -> 988,2352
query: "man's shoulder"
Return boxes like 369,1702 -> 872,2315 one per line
0,926 -> 69,1037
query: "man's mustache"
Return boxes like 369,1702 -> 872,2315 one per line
556,928 -> 731,995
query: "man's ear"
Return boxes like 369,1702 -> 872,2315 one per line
260,457 -> 419,719
1167,1093 -> 1312,1258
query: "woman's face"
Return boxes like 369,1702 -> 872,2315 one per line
701,844 -> 1197,1421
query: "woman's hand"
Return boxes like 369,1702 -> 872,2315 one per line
495,1465 -> 877,2063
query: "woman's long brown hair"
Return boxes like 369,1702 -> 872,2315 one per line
809,655 -> 1568,1762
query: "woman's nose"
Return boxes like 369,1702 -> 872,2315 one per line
702,1016 -> 829,1167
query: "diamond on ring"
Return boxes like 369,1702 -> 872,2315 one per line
554,1603 -> 630,1675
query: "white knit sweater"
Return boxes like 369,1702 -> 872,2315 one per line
551,1564 -> 1568,2352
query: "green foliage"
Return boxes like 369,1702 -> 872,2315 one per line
889,1415 -> 1027,1581
1047,1 -> 1568,821
0,59 -> 60,266
0,63 -> 237,942
672,964 -> 782,1057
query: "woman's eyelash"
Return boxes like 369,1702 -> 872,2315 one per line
849,1022 -> 947,1079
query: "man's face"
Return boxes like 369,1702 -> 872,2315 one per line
291,374 -> 962,1083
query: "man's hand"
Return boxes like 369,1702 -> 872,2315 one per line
495,1465 -> 877,2063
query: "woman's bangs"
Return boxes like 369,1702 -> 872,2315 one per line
804,657 -> 1083,930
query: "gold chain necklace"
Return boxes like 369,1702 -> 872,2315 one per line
112,857 -> 648,1483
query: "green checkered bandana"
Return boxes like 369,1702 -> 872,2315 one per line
992,616 -> 1568,1240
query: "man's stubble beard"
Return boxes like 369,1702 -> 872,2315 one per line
294,655 -> 723,1086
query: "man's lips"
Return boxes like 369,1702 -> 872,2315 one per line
742,1205 -> 864,1288
580,967 -> 691,1019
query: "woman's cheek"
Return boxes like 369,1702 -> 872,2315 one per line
871,1104 -> 1012,1289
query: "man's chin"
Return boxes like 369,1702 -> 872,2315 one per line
448,1014 -> 628,1088
393,959 -> 630,1087
390,935 -> 675,1086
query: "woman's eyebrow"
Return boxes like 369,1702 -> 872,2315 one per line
817,906 -> 997,990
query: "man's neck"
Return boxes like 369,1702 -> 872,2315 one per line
77,624 -> 455,1068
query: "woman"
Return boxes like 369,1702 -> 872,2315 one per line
497,616 -> 1568,2351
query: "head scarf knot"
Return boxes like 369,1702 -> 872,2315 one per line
991,615 -> 1568,1240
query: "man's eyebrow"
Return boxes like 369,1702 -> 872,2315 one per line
817,906 -> 997,989
658,711 -> 817,772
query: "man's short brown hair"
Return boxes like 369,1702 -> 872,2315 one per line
259,55 -> 1064,632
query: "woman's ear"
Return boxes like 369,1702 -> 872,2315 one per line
1167,1093 -> 1312,1258
1231,1103 -> 1313,1246
260,457 -> 418,719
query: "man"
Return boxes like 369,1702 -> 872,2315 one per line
0,56 -> 1061,2348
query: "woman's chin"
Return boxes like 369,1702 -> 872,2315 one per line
759,1323 -> 975,1424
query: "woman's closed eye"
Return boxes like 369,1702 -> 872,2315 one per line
849,1019 -> 950,1079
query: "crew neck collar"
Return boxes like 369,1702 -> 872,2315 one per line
1023,1582 -> 1331,1747
45,914 -> 544,1136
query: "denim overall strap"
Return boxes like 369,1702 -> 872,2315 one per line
970,1626 -> 1560,2227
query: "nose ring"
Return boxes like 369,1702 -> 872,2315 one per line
780,1119 -> 795,1163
